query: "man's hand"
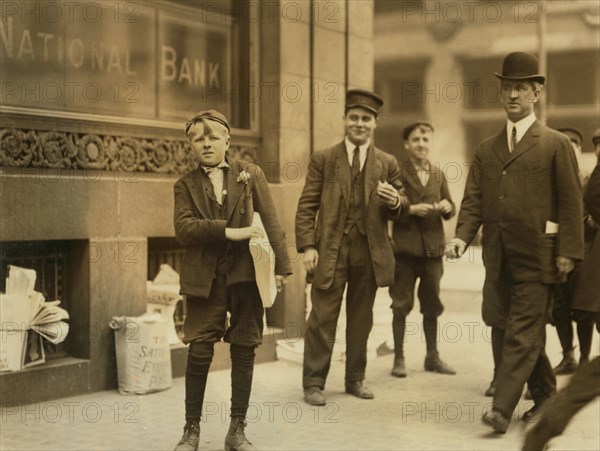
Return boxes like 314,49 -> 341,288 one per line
275,275 -> 288,292
410,203 -> 435,217
556,256 -> 575,277
377,181 -> 400,208
225,226 -> 264,241
435,199 -> 453,215
303,247 -> 319,274
445,238 -> 467,260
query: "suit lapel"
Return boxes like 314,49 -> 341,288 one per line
226,157 -> 245,221
491,128 -> 510,165
421,161 -> 437,197
505,120 -> 540,167
364,143 -> 382,205
186,169 -> 214,219
334,143 -> 350,207
404,160 -> 427,198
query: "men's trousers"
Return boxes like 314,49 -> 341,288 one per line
494,280 -> 556,416
303,226 -> 378,388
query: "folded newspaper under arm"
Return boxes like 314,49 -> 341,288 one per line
249,213 -> 278,308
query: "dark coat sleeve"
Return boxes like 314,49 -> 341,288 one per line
554,138 -> 585,260
173,178 -> 227,245
585,165 -> 600,224
295,152 -> 325,252
455,148 -> 483,245
386,155 -> 410,218
250,165 -> 293,276
441,173 -> 456,220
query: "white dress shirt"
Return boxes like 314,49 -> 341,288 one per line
506,113 -> 536,152
201,160 -> 229,205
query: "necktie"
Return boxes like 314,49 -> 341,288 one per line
351,146 -> 360,182
510,126 -> 517,153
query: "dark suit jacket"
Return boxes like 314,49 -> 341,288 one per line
456,120 -> 584,324
572,163 -> 600,313
392,160 -> 455,258
295,141 -> 409,289
174,156 -> 292,298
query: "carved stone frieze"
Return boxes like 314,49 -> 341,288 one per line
0,128 -> 258,175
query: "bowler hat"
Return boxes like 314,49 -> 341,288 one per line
494,52 -> 546,85
593,128 -> 600,145
558,128 -> 583,145
185,109 -> 230,136
346,89 -> 384,116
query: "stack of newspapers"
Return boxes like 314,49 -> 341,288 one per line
0,266 -> 69,371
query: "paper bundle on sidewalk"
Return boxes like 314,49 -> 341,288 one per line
0,266 -> 70,372
249,213 -> 278,308
109,313 -> 172,395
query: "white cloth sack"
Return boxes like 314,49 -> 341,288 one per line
109,314 -> 172,395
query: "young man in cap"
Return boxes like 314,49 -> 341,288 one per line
296,89 -> 409,405
550,127 -> 595,375
173,110 -> 291,451
389,122 -> 456,378
446,52 -> 584,433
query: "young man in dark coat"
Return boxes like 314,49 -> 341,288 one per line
173,110 -> 291,451
296,89 -> 410,405
446,52 -> 584,434
389,122 -> 456,378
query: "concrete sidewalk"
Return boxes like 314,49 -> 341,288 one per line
2,287 -> 599,451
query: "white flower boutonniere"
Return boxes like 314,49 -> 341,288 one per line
237,170 -> 251,185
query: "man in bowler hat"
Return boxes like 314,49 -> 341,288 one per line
296,89 -> 409,405
446,52 -> 584,433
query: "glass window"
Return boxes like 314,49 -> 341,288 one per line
0,0 -> 253,130
376,59 -> 429,114
547,51 -> 599,107
461,57 -> 505,110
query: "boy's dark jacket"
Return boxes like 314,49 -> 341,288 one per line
392,159 -> 455,258
174,156 -> 292,298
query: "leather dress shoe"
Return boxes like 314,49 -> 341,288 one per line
174,421 -> 200,451
522,404 -> 542,422
424,353 -> 456,375
345,381 -> 374,399
484,380 -> 496,397
391,356 -> 407,378
482,409 -> 509,434
553,349 -> 577,375
303,386 -> 326,406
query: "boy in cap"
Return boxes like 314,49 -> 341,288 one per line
389,122 -> 456,378
173,110 -> 291,451
296,89 -> 409,405
446,52 -> 583,434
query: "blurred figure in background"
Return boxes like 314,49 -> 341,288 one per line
550,127 -> 594,375
522,129 -> 600,451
